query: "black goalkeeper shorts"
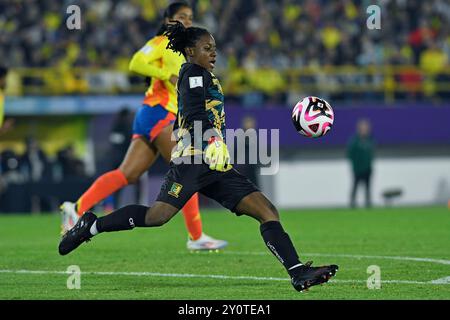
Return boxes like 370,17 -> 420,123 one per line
156,160 -> 260,215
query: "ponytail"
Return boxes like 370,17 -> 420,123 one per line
165,21 -> 210,58
165,21 -> 189,56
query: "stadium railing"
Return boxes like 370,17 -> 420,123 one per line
7,65 -> 450,102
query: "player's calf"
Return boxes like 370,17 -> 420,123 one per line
96,204 -> 148,232
58,203 -> 180,255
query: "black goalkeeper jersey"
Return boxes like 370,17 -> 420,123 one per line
171,62 -> 226,160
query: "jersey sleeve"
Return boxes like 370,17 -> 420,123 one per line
128,37 -> 172,81
180,66 -> 216,133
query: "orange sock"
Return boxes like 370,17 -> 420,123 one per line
181,193 -> 203,240
76,169 -> 128,216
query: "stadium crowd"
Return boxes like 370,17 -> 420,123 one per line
1,0 -> 449,102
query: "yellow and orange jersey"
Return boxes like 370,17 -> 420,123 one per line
129,35 -> 185,114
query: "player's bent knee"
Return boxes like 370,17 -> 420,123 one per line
117,167 -> 138,184
118,162 -> 148,185
124,173 -> 139,184
236,192 -> 280,223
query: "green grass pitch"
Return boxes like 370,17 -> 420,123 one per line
0,207 -> 449,300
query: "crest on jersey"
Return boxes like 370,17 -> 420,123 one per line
168,182 -> 183,198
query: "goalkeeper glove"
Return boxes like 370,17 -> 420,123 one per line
205,137 -> 232,172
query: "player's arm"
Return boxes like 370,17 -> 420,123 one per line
129,38 -> 172,81
181,67 -> 230,171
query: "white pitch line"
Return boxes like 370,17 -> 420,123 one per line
0,269 -> 448,285
430,276 -> 450,284
0,269 -> 287,281
221,251 -> 450,266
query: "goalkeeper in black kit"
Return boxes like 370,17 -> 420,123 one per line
58,21 -> 338,292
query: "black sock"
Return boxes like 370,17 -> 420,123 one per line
96,205 -> 149,233
260,221 -> 303,277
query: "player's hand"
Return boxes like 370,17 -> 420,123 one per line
169,75 -> 178,86
205,137 -> 232,172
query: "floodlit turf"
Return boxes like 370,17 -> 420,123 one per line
0,207 -> 449,300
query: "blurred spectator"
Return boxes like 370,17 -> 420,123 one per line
420,42 -> 449,75
108,107 -> 133,169
321,22 -> 342,52
20,136 -> 51,183
408,19 -> 437,64
0,149 -> 25,211
57,144 -> 86,179
104,107 -> 133,210
19,137 -> 54,212
0,149 -> 24,185
347,119 -> 375,209
420,42 -> 449,98
0,65 -> 14,135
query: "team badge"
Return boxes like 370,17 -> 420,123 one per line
168,182 -> 183,198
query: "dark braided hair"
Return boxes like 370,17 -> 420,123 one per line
156,1 -> 191,36
165,21 -> 210,58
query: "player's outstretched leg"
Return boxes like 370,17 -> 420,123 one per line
234,192 -> 338,292
58,202 -> 178,256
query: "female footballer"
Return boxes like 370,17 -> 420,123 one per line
59,22 -> 338,292
60,1 -> 227,251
